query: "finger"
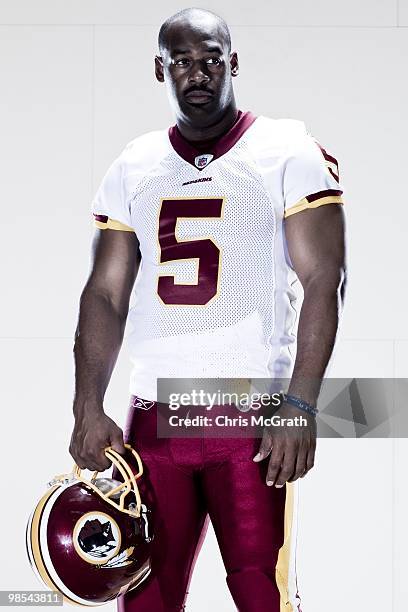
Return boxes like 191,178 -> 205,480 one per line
82,463 -> 104,472
266,444 -> 284,486
110,427 -> 126,455
69,442 -> 87,469
89,457 -> 112,472
288,445 -> 308,482
69,434 -> 82,464
274,449 -> 297,488
74,458 -> 87,470
82,452 -> 111,472
253,428 -> 273,462
73,455 -> 109,472
302,444 -> 316,477
82,442 -> 111,472
69,443 -> 80,465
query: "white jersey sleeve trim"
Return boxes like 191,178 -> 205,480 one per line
283,131 -> 344,217
92,155 -> 133,230
91,129 -> 171,231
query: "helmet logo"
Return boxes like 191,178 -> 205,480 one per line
73,512 -> 121,565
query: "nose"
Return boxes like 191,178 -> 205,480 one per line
188,59 -> 210,84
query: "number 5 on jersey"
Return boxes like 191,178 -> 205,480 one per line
157,197 -> 224,306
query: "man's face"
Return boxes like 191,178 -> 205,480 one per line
155,18 -> 239,127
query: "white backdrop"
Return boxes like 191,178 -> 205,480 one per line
1,1 -> 407,611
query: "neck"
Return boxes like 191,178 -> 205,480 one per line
176,102 -> 239,143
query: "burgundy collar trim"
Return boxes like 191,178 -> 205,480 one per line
168,110 -> 257,169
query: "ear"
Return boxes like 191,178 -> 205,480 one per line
155,56 -> 164,83
230,51 -> 239,77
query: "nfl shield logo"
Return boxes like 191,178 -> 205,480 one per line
194,154 -> 213,169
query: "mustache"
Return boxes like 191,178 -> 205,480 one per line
184,85 -> 215,96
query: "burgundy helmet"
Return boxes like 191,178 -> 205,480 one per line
26,445 -> 152,606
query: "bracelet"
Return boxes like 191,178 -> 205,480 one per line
282,393 -> 319,418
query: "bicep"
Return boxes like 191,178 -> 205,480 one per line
86,229 -> 141,319
284,204 -> 347,289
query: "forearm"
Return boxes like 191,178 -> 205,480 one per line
73,286 -> 127,414
287,273 -> 346,406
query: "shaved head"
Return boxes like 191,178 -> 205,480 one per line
158,7 -> 231,54
155,7 -> 238,135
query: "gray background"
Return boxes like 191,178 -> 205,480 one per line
1,1 -> 407,610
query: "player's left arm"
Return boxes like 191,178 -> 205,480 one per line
254,203 -> 347,486
285,202 -> 347,405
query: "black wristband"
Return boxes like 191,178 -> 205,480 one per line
282,393 -> 318,418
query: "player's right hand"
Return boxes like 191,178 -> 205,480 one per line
69,407 -> 125,472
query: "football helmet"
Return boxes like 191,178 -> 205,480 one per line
26,445 -> 152,606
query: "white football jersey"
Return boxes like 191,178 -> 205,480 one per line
92,111 -> 344,400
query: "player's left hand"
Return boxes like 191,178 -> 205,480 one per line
253,401 -> 316,487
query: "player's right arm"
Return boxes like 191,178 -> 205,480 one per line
69,228 -> 140,471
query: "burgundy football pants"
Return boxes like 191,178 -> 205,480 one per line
117,396 -> 300,612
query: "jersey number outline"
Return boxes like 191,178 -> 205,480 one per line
157,197 -> 224,306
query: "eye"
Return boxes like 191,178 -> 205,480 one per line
206,57 -> 222,65
173,58 -> 190,66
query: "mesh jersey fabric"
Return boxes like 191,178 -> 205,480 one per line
91,112 -> 344,400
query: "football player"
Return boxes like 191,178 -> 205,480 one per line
70,7 -> 346,612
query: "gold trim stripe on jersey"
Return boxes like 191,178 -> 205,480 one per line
284,195 -> 344,218
94,216 -> 134,232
